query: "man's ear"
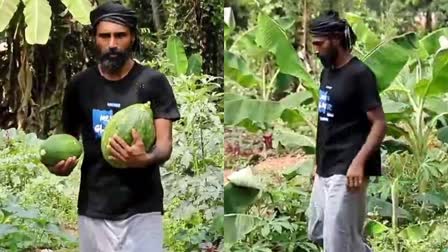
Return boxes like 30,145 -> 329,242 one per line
131,32 -> 136,46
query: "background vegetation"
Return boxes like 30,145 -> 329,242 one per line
0,0 -> 224,251
224,0 -> 448,251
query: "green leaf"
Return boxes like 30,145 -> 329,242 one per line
382,99 -> 411,121
415,191 -> 448,207
280,109 -> 307,127
0,224 -> 18,238
419,27 -> 448,58
273,223 -> 282,233
279,91 -> 313,108
398,224 -> 429,241
224,51 -> 259,88
428,224 -> 448,242
424,97 -> 448,115
282,158 -> 314,180
273,127 -> 315,149
211,214 -> 224,235
224,92 -> 315,129
224,183 -> 259,214
365,220 -> 389,236
224,93 -> 284,125
186,53 -> 202,75
60,0 -> 92,25
166,36 -> 188,75
437,126 -> 448,144
234,31 -> 268,58
368,196 -> 411,220
426,49 -> 448,96
255,13 -> 317,94
414,79 -> 431,97
237,119 -> 264,132
23,0 -> 52,45
224,214 -> 260,246
274,73 -> 294,92
3,203 -> 40,219
364,33 -> 417,91
277,17 -> 295,31
0,0 -> 20,32
345,12 -> 380,51
261,225 -> 270,237
224,168 -> 261,214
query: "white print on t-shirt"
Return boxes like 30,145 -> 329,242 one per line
107,102 -> 121,108
92,108 -> 113,139
318,86 -> 334,122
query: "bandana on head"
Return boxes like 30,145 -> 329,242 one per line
90,1 -> 140,52
309,10 -> 357,50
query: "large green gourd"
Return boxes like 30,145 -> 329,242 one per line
101,102 -> 156,168
40,134 -> 83,166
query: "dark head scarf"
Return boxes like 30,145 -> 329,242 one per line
309,10 -> 357,50
90,1 -> 141,52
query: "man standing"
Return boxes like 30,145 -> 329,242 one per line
46,1 -> 180,251
307,10 -> 387,252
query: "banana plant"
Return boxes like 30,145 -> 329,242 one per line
359,25 -> 448,189
166,35 -> 203,76
224,8 -> 318,151
0,0 -> 92,45
224,167 -> 262,249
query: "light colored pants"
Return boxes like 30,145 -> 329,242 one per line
307,175 -> 372,252
78,212 -> 163,252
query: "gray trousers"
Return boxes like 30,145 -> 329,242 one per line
307,175 -> 372,252
78,212 -> 163,252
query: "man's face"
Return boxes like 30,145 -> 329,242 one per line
95,21 -> 135,73
312,36 -> 339,68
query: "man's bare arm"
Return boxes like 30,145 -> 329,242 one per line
143,118 -> 174,166
354,106 -> 387,164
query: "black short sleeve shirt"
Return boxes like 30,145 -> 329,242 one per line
316,57 -> 382,177
61,62 -> 180,220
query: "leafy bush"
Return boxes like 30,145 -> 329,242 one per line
0,128 -> 78,251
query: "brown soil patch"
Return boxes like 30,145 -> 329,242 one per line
225,154 -> 311,185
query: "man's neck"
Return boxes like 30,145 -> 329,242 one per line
334,51 -> 353,69
99,58 -> 135,81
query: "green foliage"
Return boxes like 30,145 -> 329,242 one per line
0,65 -> 224,251
226,175 -> 319,252
0,0 -> 92,44
162,74 -> 223,175
225,3 -> 448,252
163,167 -> 223,251
0,0 -> 21,32
0,196 -> 77,251
0,128 -> 78,251
167,36 -> 189,76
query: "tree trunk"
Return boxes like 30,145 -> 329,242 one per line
150,0 -> 161,31
425,9 -> 432,33
302,0 -> 307,51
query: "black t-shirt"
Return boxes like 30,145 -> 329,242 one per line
316,57 -> 382,178
61,62 -> 180,220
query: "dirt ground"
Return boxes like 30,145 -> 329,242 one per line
224,127 -> 310,184
224,153 -> 310,184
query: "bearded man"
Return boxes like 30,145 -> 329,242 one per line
307,10 -> 386,252
46,1 -> 180,251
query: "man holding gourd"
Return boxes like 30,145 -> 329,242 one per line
45,1 -> 180,251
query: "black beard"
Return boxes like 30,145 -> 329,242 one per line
99,49 -> 130,73
317,47 -> 338,69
